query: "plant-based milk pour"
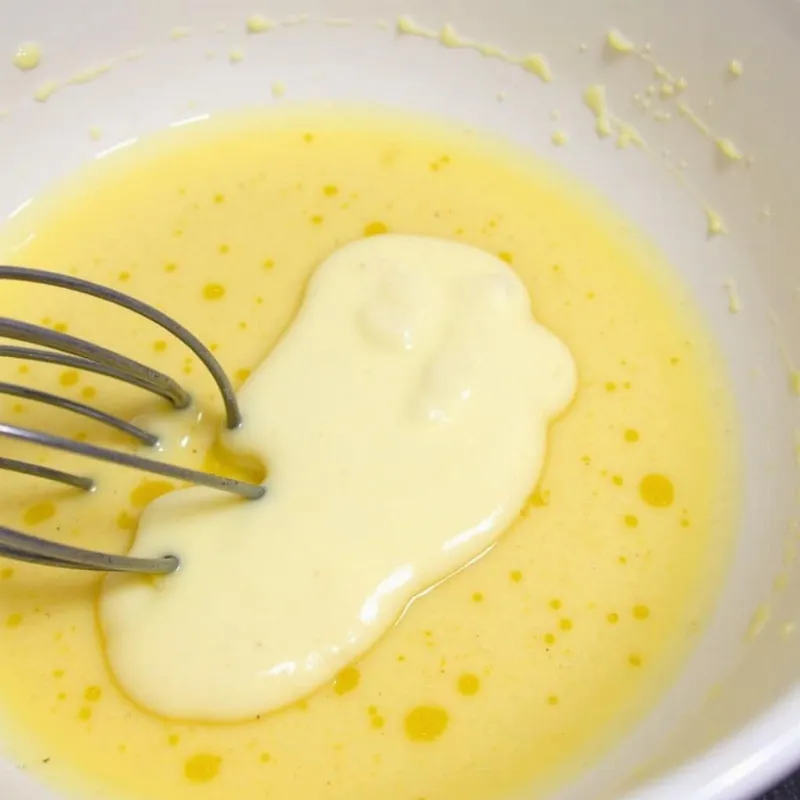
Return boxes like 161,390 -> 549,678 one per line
100,234 -> 576,721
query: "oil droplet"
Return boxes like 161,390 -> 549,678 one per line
607,612 -> 619,624
130,480 -> 174,508
78,706 -> 92,721
24,501 -> 56,526
624,514 -> 639,528
203,283 -> 226,301
59,370 -> 80,388
168,734 -> 180,746
632,605 -> 651,620
547,695 -> 560,706
165,262 -> 178,272
81,386 -> 97,400
639,474 -> 674,507
219,244 -> 230,254
628,653 -> 643,667
117,511 -> 137,532
333,666 -> 360,695
457,673 -> 480,696
624,428 -> 640,443
364,221 -> 388,237
404,705 -> 449,742
53,669 -> 64,678
548,598 -> 562,610
303,132 -> 315,143
543,633 -> 556,645
612,475 -> 624,486
605,382 -> 617,392
509,569 -> 523,582
84,685 -> 102,702
323,185 -> 339,197
498,251 -> 513,264
184,753 -> 222,783
371,714 -> 386,729
559,618 -> 573,631
259,751 -> 272,763
6,613 -> 22,628
472,592 -> 484,603
263,259 -> 275,270
214,193 -> 225,204
310,215 -> 324,225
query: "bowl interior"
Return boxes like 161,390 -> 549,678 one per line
1,1 -> 800,798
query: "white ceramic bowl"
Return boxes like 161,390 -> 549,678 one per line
1,1 -> 799,798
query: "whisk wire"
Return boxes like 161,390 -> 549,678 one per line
0,265 -> 266,576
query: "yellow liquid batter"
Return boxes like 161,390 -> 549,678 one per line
0,107 -> 738,800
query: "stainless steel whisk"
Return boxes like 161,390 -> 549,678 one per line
0,266 -> 266,576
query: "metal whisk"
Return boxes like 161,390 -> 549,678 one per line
0,266 -> 266,576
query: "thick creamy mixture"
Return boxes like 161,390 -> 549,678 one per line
101,235 -> 576,720
0,108 -> 737,800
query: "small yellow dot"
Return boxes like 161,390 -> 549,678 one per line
639,473 -> 675,507
81,386 -> 97,400
624,429 -> 640,443
547,695 -> 560,706
363,221 -> 389,237
559,618 -> 573,631
52,669 -> 64,678
18,364 -> 29,375
6,613 -> 23,628
548,598 -> 562,610
509,570 -> 523,582
498,251 -> 513,264
54,322 -> 68,333
24,501 -> 56,526
168,734 -> 180,747
153,340 -> 167,353
633,605 -> 651,620
203,283 -> 226,301
371,714 -> 385,729
0,568 -> 14,580
404,705 -> 449,742
263,259 -> 275,270
605,382 -> 617,392
303,132 -> 315,143
164,262 -> 178,273
219,244 -> 230,254
59,370 -> 80,388
259,752 -> 271,763
235,368 -> 251,385
184,753 -> 222,783
11,403 -> 24,414
472,592 -> 484,603
323,185 -> 339,196
624,514 -> 639,528
118,271 -> 131,282
628,653 -> 642,667
333,666 -> 360,695
78,706 -> 92,721
457,673 -> 480,696
612,475 -> 624,486
84,685 -> 102,702
607,612 -> 619,624
543,633 -> 556,645
214,193 -> 225,204
310,215 -> 324,225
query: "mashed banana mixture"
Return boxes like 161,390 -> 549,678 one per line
0,108 -> 738,800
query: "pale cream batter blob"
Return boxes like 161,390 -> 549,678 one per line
100,234 -> 576,721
